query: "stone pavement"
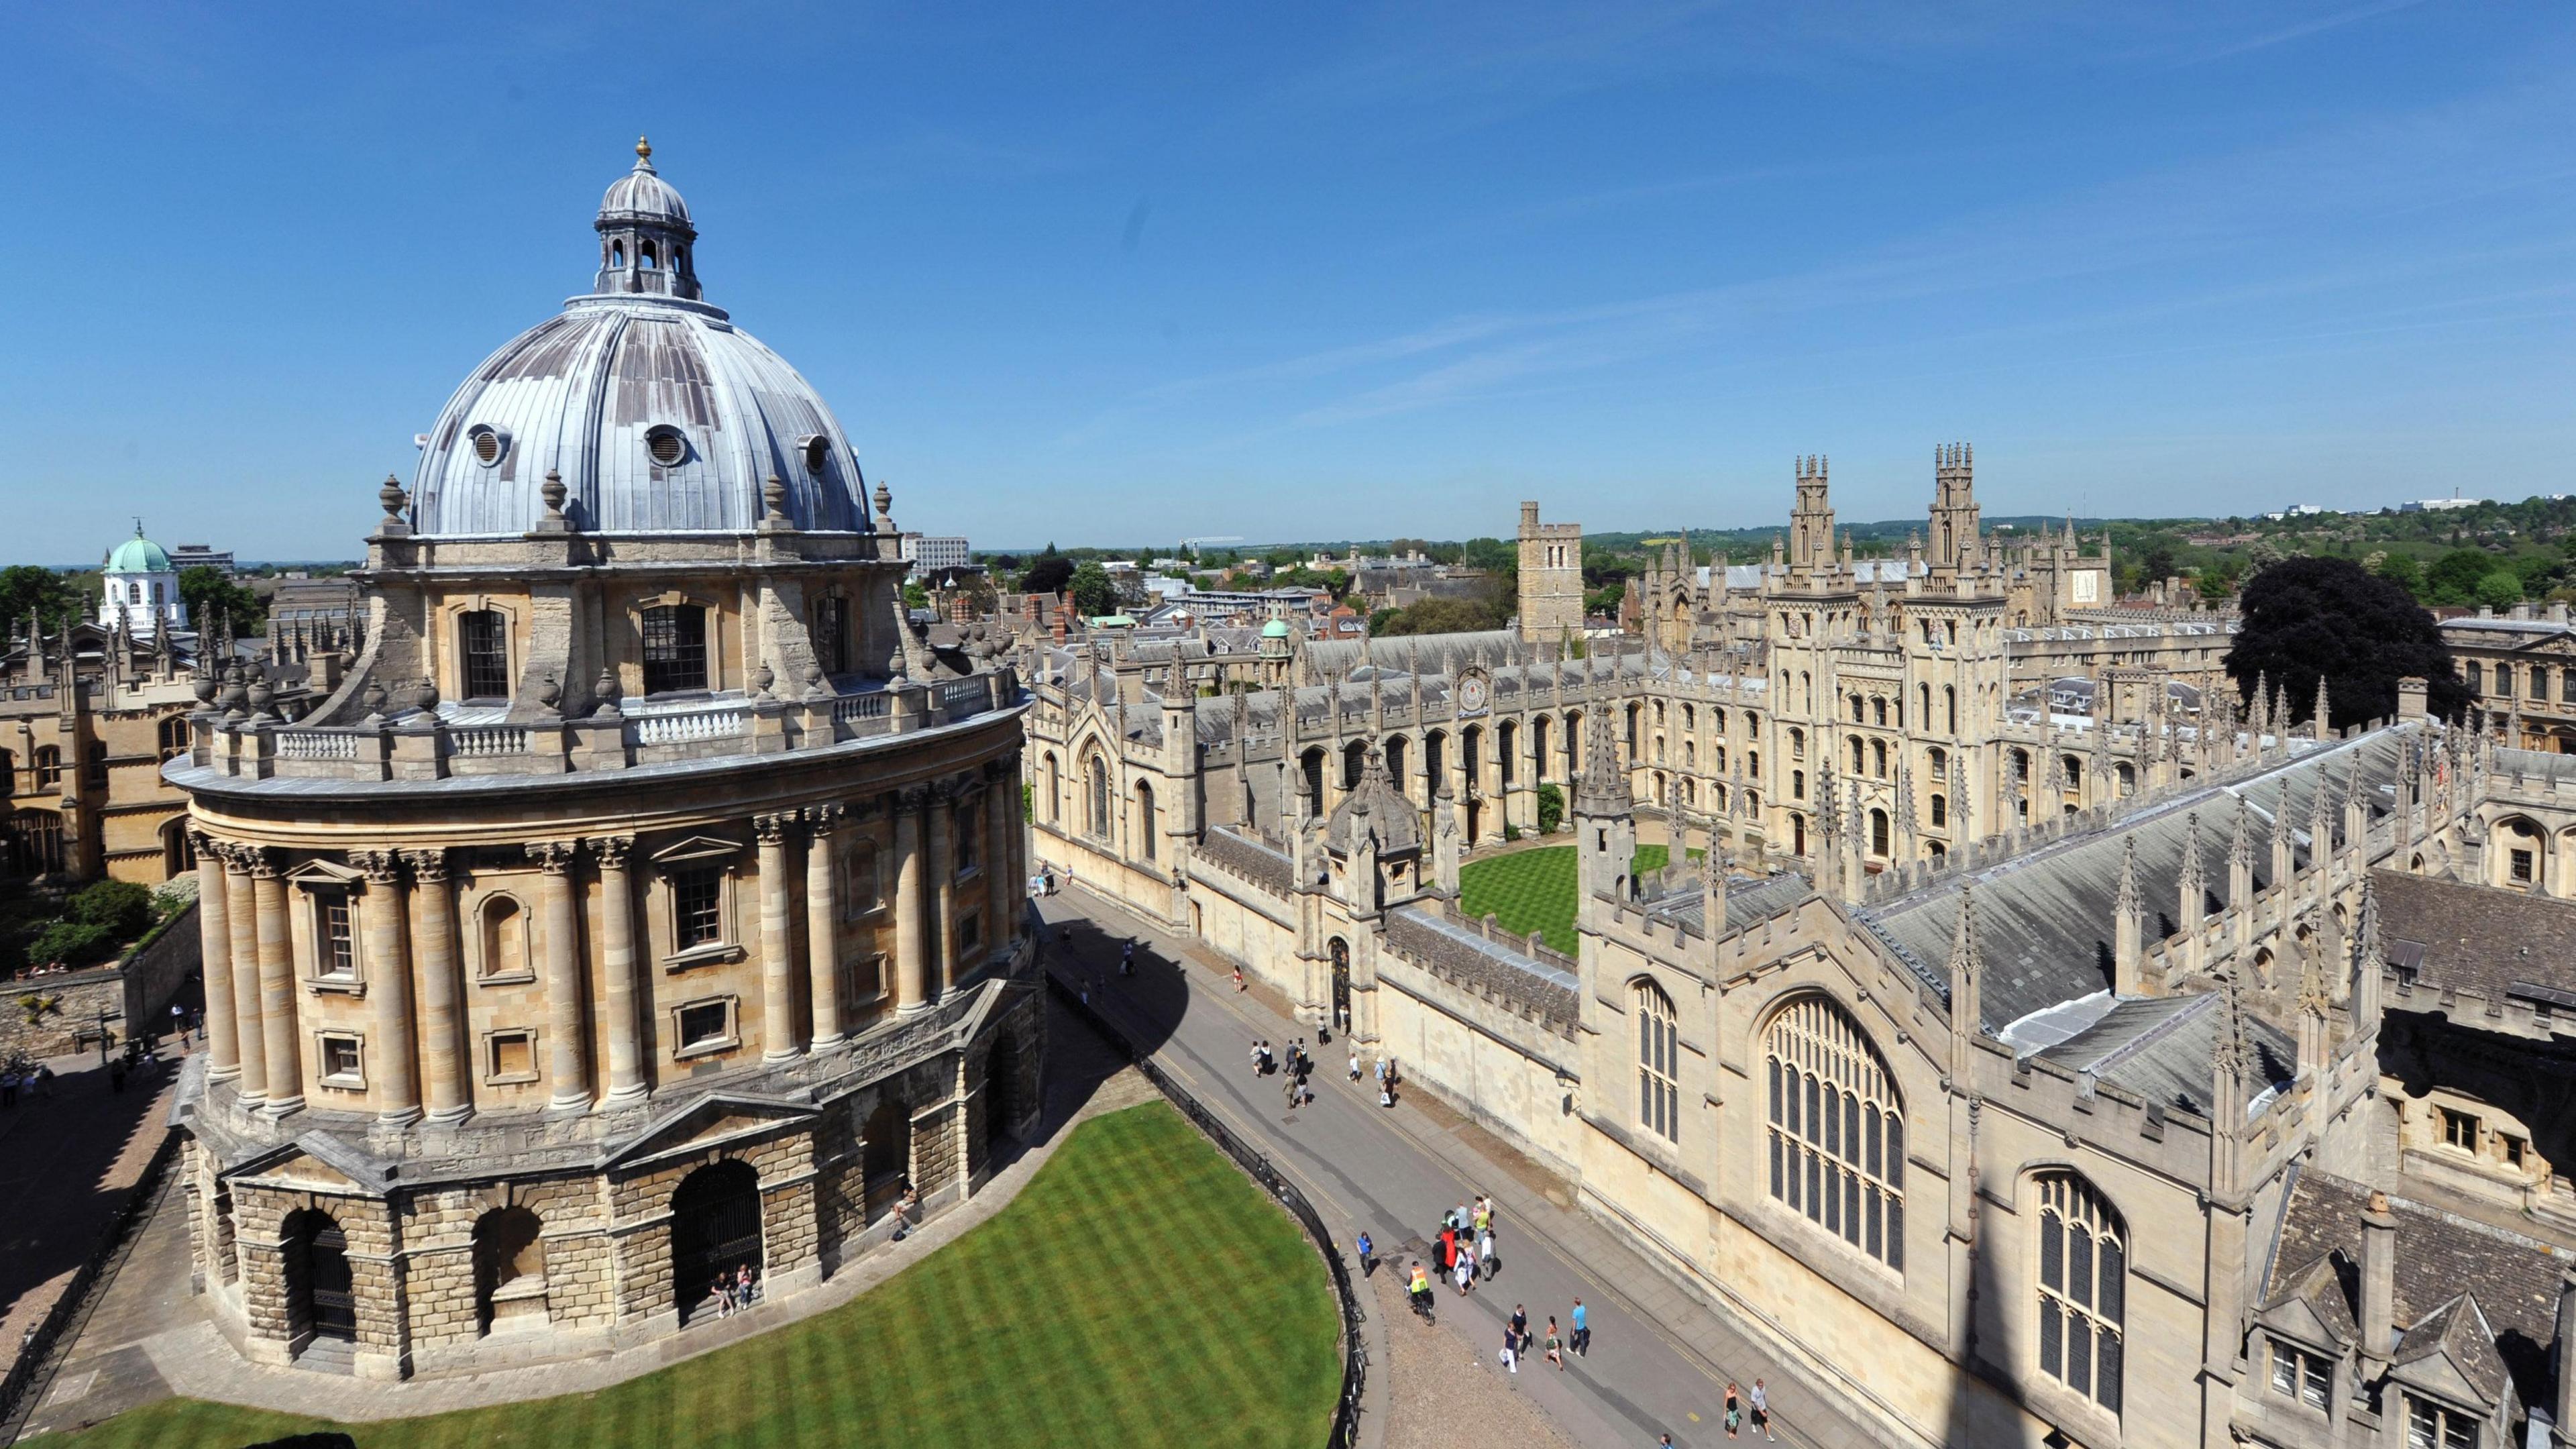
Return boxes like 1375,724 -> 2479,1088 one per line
19,994 -> 1155,1437
1044,884 -> 1927,1449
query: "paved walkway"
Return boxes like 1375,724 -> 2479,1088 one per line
19,994 -> 1155,1436
1043,885 -> 1921,1449
0,1040 -> 186,1384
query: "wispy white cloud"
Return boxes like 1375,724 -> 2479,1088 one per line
2182,0 -> 2430,65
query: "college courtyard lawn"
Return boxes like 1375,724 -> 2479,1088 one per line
27,1102 -> 1341,1449
1458,843 -> 1684,954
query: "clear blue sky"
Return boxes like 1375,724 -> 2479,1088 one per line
6,2 -> 2572,561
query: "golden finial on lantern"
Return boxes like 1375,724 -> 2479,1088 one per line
635,135 -> 652,162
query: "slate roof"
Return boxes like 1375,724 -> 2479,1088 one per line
2031,991 -> 2296,1116
2264,1169 -> 2570,1409
1856,727 -> 2418,1035
1196,828 -> 1293,894
2372,868 -> 2576,1008
1383,907 -> 1578,1033
1652,873 -> 1816,935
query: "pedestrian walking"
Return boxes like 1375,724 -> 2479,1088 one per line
1438,1226 -> 1456,1275
1724,1382 -> 1743,1438
1120,941 -> 1135,975
1232,965 -> 1245,991
1355,1232 -> 1374,1276
1510,1303 -> 1527,1344
1498,1323 -> 1518,1375
1348,1049 -> 1360,1083
1571,1297 -> 1589,1356
1658,1437 -> 1674,1448
1544,1316 -> 1564,1369
1750,1379 -> 1773,1440
1477,1224 -> 1496,1278
1251,1038 -> 1266,1075
1452,1250 -> 1474,1297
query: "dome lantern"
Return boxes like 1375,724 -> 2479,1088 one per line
594,136 -> 700,301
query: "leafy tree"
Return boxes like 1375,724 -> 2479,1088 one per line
178,566 -> 265,635
1068,563 -> 1119,619
1536,784 -> 1566,834
2226,556 -> 2471,729
1373,596 -> 1504,636
0,566 -> 84,631
902,581 -> 930,610
1021,549 -> 1074,597
2424,549 -> 2496,606
2475,570 -> 2525,611
28,920 -> 115,969
68,879 -> 156,940
1458,537 -> 1516,572
2373,552 -> 2423,598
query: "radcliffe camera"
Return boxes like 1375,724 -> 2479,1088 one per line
2,7 -> 2569,1449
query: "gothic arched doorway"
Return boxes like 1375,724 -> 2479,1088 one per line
670,1159 -> 763,1323
283,1208 -> 356,1347
1328,937 -> 1352,1032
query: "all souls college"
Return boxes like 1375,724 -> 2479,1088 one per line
41,142 -> 2576,1448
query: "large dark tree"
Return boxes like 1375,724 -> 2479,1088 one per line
2226,555 -> 2471,729
1020,550 -> 1074,596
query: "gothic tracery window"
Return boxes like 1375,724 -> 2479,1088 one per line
1765,994 -> 1903,1270
2036,1173 -> 2126,1414
1634,979 -> 1678,1142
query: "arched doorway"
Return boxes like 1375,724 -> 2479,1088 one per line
473,1206 -> 547,1334
864,1101 -> 912,1216
669,1160 -> 763,1323
283,1208 -> 356,1347
987,1034 -> 1020,1152
1328,938 -> 1352,1031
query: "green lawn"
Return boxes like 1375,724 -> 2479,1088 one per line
30,1102 -> 1340,1449
1458,843 -> 1684,953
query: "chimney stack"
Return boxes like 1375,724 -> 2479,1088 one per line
2361,1189 -> 2398,1371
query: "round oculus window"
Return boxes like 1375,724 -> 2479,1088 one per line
468,425 -> 507,468
802,435 -> 830,476
645,425 -> 688,468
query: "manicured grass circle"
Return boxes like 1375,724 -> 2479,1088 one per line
29,1102 -> 1340,1449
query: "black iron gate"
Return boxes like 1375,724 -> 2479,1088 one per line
671,1163 -> 763,1322
297,1221 -> 356,1339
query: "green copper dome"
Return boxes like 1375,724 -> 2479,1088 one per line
1261,617 -> 1293,639
105,528 -> 172,574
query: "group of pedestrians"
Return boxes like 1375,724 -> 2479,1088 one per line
1433,1195 -> 1503,1295
1720,1379 -> 1775,1440
1496,1301 -> 1569,1374
710,1263 -> 760,1320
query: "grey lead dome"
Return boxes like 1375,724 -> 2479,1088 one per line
407,141 -> 868,538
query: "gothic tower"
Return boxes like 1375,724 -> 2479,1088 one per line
1517,501 -> 1585,643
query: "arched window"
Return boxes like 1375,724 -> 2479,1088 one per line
1850,695 -> 1866,723
158,714 -> 191,762
1871,739 -> 1888,779
1870,808 -> 1890,857
459,608 -> 511,701
1849,736 -> 1866,772
2035,1173 -> 2126,1413
1633,979 -> 1678,1142
2010,749 -> 2031,783
811,592 -> 851,674
2496,664 -> 2514,698
1134,782 -> 1157,861
843,837 -> 880,916
1043,752 -> 1061,823
639,604 -> 709,694
1790,769 -> 1805,801
1788,727 -> 1804,761
1342,739 -> 1366,790
1301,747 -> 1326,818
84,741 -> 107,789
1385,735 -> 1410,798
1791,813 -> 1808,856
1928,746 -> 1947,778
2115,763 -> 2135,796
1086,755 -> 1112,840
1930,793 -> 1947,828
1918,684 -> 1931,723
1764,994 -> 1903,1269
1872,697 -> 1888,727
1944,684 -> 1957,734
955,798 -> 981,872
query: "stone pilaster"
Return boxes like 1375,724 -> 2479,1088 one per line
756,812 -> 800,1062
893,789 -> 928,1013
929,782 -> 957,994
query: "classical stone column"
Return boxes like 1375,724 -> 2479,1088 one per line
893,790 -> 928,1014
806,805 -> 847,1051
222,844 -> 266,1104
403,848 -> 468,1123
353,851 -> 419,1123
755,814 -> 800,1062
592,836 -> 646,1105
193,834 -> 241,1083
983,771 -> 1012,975
250,849 -> 302,1116
533,840 -> 590,1109
930,783 -> 958,994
